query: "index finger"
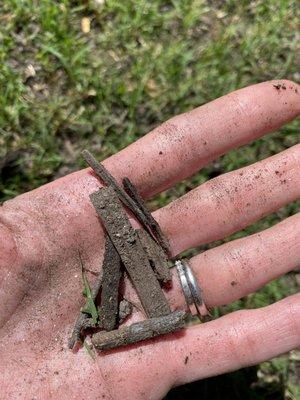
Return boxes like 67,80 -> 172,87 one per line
109,79 -> 299,197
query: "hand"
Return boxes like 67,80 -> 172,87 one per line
0,80 -> 299,400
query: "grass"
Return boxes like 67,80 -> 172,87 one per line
0,0 -> 299,397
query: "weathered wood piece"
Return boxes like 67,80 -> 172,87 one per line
136,229 -> 171,283
92,310 -> 186,351
82,149 -> 170,255
118,299 -> 133,323
90,187 -> 171,318
68,269 -> 102,349
98,237 -> 123,331
122,177 -> 170,255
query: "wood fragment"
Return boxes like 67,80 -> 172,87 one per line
92,311 -> 186,351
98,237 -> 123,331
136,229 -> 171,283
82,149 -> 170,254
90,187 -> 171,318
118,299 -> 133,323
122,177 -> 170,255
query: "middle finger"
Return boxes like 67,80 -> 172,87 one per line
156,143 -> 300,255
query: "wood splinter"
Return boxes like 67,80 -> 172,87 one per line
92,310 -> 187,351
118,299 -> 133,323
136,229 -> 171,284
122,177 -> 170,255
98,237 -> 123,331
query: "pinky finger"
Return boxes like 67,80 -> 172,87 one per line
172,294 -> 300,388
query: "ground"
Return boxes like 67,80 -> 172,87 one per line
0,1 -> 299,398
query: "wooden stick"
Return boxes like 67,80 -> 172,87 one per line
136,229 -> 171,284
82,150 -> 170,255
92,310 -> 186,351
90,187 -> 171,318
98,237 -> 123,331
122,177 -> 170,255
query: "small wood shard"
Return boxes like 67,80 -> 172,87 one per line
92,310 -> 186,351
118,299 -> 133,323
90,187 -> 171,318
123,177 -> 170,255
136,229 -> 171,283
82,150 -> 170,255
98,237 -> 123,331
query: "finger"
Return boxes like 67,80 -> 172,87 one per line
167,213 -> 300,310
111,79 -> 300,197
93,294 -> 300,400
155,143 -> 300,255
171,294 -> 300,391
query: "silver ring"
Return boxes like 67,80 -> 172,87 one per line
175,260 -> 193,308
185,263 -> 203,307
175,259 -> 210,320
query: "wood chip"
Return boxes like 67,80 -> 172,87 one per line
82,149 -> 170,254
98,237 -> 123,331
136,229 -> 171,283
118,299 -> 133,323
90,187 -> 171,318
123,177 -> 170,255
92,310 -> 186,351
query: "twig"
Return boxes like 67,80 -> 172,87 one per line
122,177 -> 170,255
92,310 -> 187,351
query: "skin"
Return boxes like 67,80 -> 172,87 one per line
0,79 -> 299,400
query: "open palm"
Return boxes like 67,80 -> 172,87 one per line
1,80 -> 299,400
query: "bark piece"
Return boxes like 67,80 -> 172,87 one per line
122,177 -> 170,255
82,149 -> 170,255
136,229 -> 171,283
98,237 -> 123,331
90,187 -> 171,318
118,299 -> 133,323
92,310 -> 186,351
